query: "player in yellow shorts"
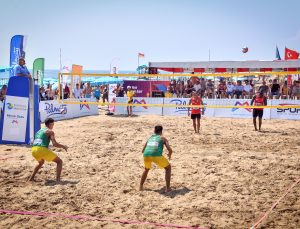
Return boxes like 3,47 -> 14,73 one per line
126,86 -> 135,117
28,118 -> 68,182
140,125 -> 173,192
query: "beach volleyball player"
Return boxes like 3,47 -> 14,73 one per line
28,118 -> 68,182
126,86 -> 135,117
188,91 -> 204,133
251,91 -> 267,131
140,125 -> 173,192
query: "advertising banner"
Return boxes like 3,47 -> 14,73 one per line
10,35 -> 24,77
108,84 -> 117,112
115,97 -> 163,115
123,80 -> 151,97
270,100 -> 300,120
150,81 -> 170,93
2,96 -> 29,142
33,58 -> 45,86
162,98 -> 214,117
39,98 -> 98,122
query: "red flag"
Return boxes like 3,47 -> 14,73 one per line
138,53 -> 145,58
284,47 -> 299,60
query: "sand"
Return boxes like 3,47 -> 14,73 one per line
0,113 -> 299,229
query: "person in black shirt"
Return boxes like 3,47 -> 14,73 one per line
258,81 -> 269,97
270,79 -> 280,99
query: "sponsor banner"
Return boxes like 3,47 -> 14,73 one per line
270,100 -> 300,120
2,96 -> 29,142
115,97 -> 163,115
123,80 -> 151,97
33,58 -> 45,86
108,84 -> 117,113
10,35 -> 24,77
213,99 -> 271,119
162,98 -> 214,117
72,98 -> 99,118
39,98 -> 98,122
151,81 -> 170,93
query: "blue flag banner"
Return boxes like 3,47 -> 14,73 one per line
276,46 -> 281,60
9,35 -> 24,77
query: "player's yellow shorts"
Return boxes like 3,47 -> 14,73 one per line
32,146 -> 57,162
144,156 -> 169,169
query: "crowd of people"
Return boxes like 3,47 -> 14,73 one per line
164,77 -> 300,100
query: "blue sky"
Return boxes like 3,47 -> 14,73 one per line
0,0 -> 299,70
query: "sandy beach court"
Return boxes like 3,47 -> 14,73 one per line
0,114 -> 299,228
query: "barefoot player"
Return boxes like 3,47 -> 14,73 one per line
28,118 -> 68,182
140,125 -> 173,192
188,91 -> 204,133
251,91 -> 267,131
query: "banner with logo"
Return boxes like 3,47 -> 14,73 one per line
10,35 -> 24,77
39,98 -> 98,122
33,58 -> 45,86
270,100 -> 300,120
115,97 -> 163,115
151,81 -> 170,93
123,80 -> 151,97
108,84 -> 117,112
2,96 -> 29,142
162,98 -> 214,117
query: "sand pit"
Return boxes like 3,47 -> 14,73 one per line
0,113 -> 299,228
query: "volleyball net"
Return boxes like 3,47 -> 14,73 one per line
57,72 -> 300,109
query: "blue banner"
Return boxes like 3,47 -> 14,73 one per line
9,35 -> 24,77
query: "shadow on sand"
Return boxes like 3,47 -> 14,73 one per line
44,180 -> 80,186
152,186 -> 192,198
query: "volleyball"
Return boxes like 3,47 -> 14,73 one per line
242,46 -> 248,53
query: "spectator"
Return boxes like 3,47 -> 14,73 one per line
281,81 -> 289,99
193,80 -> 201,95
291,81 -> 300,99
93,86 -> 101,101
39,86 -> 46,101
83,82 -> 93,98
217,79 -> 227,98
206,79 -> 215,98
243,80 -> 253,99
226,81 -> 235,98
200,78 -> 206,97
165,86 -> 173,98
102,85 -> 109,103
0,85 -> 7,101
186,80 -> 194,96
13,58 -> 31,78
117,86 -> 125,97
45,84 -> 55,100
63,84 -> 70,99
270,79 -> 280,99
258,81 -> 269,97
233,80 -> 244,99
72,83 -> 82,99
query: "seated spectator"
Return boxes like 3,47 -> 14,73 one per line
233,80 -> 244,99
193,80 -> 201,95
259,81 -> 269,97
116,86 -> 125,97
206,79 -> 215,98
39,86 -> 46,101
0,85 -> 7,101
226,81 -> 235,98
200,78 -> 206,97
45,84 -> 55,100
281,81 -> 289,99
291,81 -> 300,99
217,79 -> 227,98
186,80 -> 194,96
270,79 -> 280,99
243,80 -> 253,99
165,86 -> 173,98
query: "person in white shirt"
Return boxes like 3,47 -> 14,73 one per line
72,83 -> 82,99
243,80 -> 253,98
226,81 -> 235,98
193,80 -> 201,95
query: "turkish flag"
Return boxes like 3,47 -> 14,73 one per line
285,47 -> 299,60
